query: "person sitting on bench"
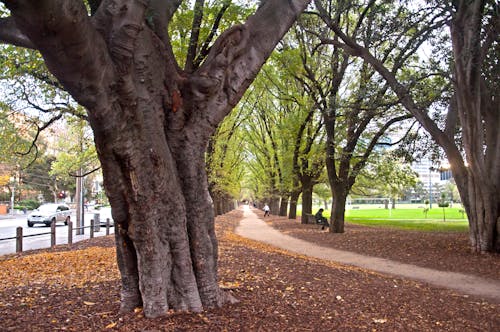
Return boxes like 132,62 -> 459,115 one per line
314,208 -> 330,230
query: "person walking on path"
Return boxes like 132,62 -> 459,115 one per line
263,204 -> 270,217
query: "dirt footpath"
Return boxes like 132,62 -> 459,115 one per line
236,206 -> 500,303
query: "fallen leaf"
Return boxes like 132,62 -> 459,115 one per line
105,322 -> 117,329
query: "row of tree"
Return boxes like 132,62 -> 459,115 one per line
211,0 -> 498,255
0,0 -> 497,319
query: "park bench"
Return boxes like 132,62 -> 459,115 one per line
303,213 -> 328,229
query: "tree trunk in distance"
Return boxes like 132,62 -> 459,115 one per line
279,194 -> 289,216
300,177 -> 313,223
288,189 -> 300,219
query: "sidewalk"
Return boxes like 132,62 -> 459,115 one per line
235,206 -> 500,303
0,213 -> 26,220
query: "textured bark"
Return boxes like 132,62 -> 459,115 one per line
269,195 -> 280,215
279,194 -> 289,216
1,0 -> 311,317
331,186 -> 348,233
288,189 -> 301,219
450,1 -> 500,252
300,176 -> 314,224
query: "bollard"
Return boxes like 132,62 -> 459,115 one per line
90,219 -> 94,238
106,218 -> 110,235
68,221 -> 73,246
51,220 -> 56,248
16,227 -> 23,253
93,213 -> 101,232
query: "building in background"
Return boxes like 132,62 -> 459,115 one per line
411,159 -> 453,205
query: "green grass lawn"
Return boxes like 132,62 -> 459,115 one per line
299,206 -> 469,232
345,207 -> 468,232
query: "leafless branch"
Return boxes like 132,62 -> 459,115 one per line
69,166 -> 101,178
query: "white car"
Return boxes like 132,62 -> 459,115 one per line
27,203 -> 71,227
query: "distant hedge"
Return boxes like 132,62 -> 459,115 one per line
15,199 -> 41,211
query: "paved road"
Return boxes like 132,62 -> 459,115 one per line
0,212 -> 114,256
236,206 -> 500,303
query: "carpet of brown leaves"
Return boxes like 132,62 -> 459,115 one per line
0,209 -> 498,331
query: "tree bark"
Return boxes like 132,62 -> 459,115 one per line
330,183 -> 348,233
1,0 -> 311,317
449,0 -> 500,252
270,194 -> 280,215
300,176 -> 313,223
279,194 -> 289,216
288,189 -> 300,219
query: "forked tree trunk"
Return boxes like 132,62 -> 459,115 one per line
2,0 -> 311,318
93,92 -> 228,316
449,1 -> 500,253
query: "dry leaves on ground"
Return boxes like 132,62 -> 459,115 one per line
0,209 -> 498,331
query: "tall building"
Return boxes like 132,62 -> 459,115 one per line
412,159 -> 441,191
411,159 -> 453,204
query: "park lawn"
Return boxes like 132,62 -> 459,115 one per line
345,217 -> 468,232
345,207 -> 466,220
300,206 -> 468,232
345,208 -> 468,232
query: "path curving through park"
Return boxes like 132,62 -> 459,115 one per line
235,205 -> 500,303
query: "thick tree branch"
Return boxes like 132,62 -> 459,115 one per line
315,0 -> 458,156
4,0 -> 115,109
193,0 -> 310,128
147,0 -> 182,54
0,17 -> 35,49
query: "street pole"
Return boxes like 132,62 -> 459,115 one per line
9,176 -> 15,215
76,169 -> 82,235
429,167 -> 433,209
80,175 -> 85,234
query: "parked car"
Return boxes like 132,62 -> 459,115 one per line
27,203 -> 71,227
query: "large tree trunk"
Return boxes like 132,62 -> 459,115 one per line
455,170 -> 500,252
2,0 -> 311,318
330,184 -> 348,233
450,1 -> 500,252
